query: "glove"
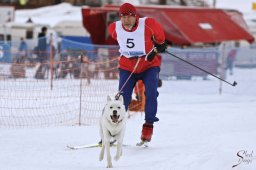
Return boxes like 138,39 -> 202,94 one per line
158,79 -> 162,87
145,48 -> 158,62
155,41 -> 167,53
135,95 -> 142,101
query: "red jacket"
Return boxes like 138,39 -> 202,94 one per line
108,17 -> 165,73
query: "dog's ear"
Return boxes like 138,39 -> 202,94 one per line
118,95 -> 123,102
107,95 -> 112,101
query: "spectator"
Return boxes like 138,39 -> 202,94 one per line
37,26 -> 47,63
17,37 -> 28,63
226,48 -> 237,75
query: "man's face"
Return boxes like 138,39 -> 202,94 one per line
120,15 -> 136,30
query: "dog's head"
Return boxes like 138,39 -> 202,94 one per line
103,95 -> 126,124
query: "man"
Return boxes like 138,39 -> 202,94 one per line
18,37 -> 28,63
35,26 -> 48,79
37,26 -> 47,63
226,48 -> 237,75
108,3 -> 167,143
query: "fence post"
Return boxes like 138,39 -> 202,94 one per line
219,42 -> 227,95
50,33 -> 53,90
78,54 -> 83,126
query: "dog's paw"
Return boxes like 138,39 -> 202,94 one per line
107,164 -> 113,168
99,155 -> 104,161
99,154 -> 104,161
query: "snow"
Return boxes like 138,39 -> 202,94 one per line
15,3 -> 83,27
1,67 -> 256,170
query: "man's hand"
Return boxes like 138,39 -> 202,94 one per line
145,48 -> 158,62
155,42 -> 167,53
146,42 -> 167,62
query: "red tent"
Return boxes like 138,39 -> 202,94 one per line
81,5 -> 254,45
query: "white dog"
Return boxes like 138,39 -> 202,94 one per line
99,95 -> 127,168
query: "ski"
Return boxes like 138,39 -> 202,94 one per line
136,140 -> 148,147
67,139 -> 117,150
67,143 -> 101,150
67,141 -> 129,150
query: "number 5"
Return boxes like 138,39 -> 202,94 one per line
126,38 -> 135,48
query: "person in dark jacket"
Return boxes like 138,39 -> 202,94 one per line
17,37 -> 28,63
37,26 -> 47,63
35,27 -> 48,79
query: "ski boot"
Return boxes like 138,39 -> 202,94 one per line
136,122 -> 153,147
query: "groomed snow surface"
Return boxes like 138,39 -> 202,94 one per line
1,67 -> 256,170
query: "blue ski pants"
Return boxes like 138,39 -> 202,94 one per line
119,67 -> 160,124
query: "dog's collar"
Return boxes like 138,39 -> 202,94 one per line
108,119 -> 123,137
109,131 -> 116,137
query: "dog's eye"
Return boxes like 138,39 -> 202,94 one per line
117,106 -> 121,109
110,106 -> 113,109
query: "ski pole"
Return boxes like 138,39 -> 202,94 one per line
165,50 -> 237,87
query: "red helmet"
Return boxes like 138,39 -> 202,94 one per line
119,3 -> 136,17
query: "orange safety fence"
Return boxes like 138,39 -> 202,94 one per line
0,46 -> 144,128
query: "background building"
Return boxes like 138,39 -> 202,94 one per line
0,0 -> 210,9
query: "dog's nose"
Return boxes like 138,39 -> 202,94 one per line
113,110 -> 117,115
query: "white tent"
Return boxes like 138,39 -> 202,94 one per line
53,20 -> 89,36
15,3 -> 84,28
14,3 -> 89,39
